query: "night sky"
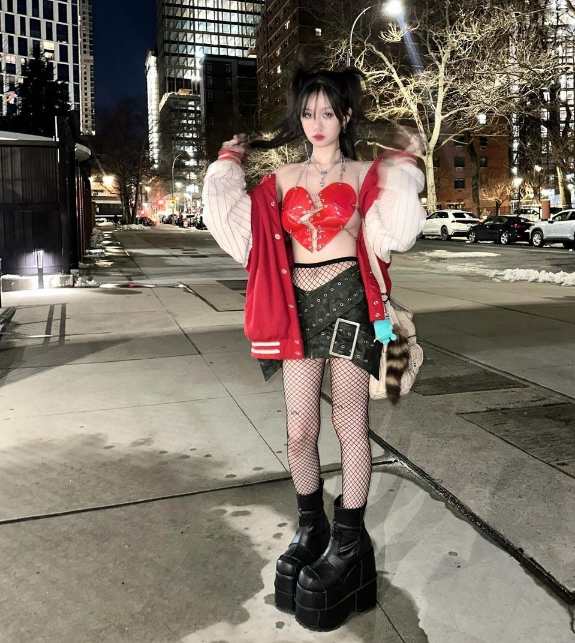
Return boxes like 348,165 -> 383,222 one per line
93,0 -> 156,112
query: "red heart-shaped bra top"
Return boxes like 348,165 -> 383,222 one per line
281,182 -> 358,252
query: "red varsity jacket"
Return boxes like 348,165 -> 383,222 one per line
244,158 -> 392,361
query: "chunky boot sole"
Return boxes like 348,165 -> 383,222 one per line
295,551 -> 377,631
274,568 -> 299,613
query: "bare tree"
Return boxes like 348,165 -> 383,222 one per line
349,5 -> 563,211
95,99 -> 151,224
481,178 -> 515,215
244,138 -> 305,188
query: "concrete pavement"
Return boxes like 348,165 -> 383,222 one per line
0,224 -> 573,642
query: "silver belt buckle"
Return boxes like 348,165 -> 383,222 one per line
329,318 -> 360,360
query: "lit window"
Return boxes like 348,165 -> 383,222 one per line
277,64 -> 281,74
285,20 -> 290,29
315,28 -> 322,37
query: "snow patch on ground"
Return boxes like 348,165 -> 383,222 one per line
497,268 -> 575,286
420,250 -> 500,258
445,264 -> 575,286
119,224 -> 146,231
75,276 -> 100,288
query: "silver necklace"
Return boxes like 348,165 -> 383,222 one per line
309,154 -> 346,188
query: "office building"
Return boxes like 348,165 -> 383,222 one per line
0,0 -> 95,135
202,53 -> 257,161
146,50 -> 161,169
78,0 -> 94,135
255,0 -> 324,128
151,0 -> 263,174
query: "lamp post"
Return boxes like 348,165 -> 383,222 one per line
171,152 -> 187,214
513,176 -> 524,213
347,2 -> 420,74
347,3 -> 399,67
534,164 -> 542,203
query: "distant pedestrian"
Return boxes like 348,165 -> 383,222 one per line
203,66 -> 425,631
113,214 -> 119,228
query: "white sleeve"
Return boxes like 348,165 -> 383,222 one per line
201,159 -> 252,267
364,160 -> 427,262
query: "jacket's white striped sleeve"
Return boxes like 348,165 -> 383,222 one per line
202,159 -> 252,267
364,160 -> 427,262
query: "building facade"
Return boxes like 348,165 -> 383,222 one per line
255,0 -> 324,128
151,0 -> 263,176
434,135 -> 512,214
0,0 -> 95,135
202,53 -> 256,161
146,50 -> 161,169
78,0 -> 94,135
511,0 -> 575,208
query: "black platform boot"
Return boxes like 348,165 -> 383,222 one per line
295,494 -> 377,631
274,480 -> 331,614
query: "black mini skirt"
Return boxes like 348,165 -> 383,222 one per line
258,258 -> 382,381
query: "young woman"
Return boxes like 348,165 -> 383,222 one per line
202,67 -> 425,631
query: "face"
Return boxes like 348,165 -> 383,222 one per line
300,90 -> 348,150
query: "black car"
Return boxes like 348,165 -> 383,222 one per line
468,216 -> 531,245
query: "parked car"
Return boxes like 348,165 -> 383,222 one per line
528,209 -> 575,248
138,216 -> 156,227
421,210 -> 481,240
467,215 -> 531,244
512,206 -> 541,222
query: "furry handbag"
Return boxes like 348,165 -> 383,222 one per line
369,298 -> 424,403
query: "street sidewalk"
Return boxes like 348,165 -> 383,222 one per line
0,226 -> 573,642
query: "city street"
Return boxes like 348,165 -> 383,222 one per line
0,224 -> 573,642
4,0 -> 575,639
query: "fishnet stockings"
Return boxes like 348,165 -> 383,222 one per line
292,260 -> 356,290
283,358 -> 372,509
330,359 -> 372,509
283,260 -> 372,509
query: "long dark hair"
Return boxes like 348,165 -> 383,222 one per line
250,67 -> 365,160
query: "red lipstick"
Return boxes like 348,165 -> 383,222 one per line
313,135 -> 325,141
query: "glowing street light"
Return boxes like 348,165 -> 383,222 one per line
534,164 -> 542,173
383,0 -> 405,18
103,175 -> 116,188
512,176 -> 524,189
477,112 -> 487,125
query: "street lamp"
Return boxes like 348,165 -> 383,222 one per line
534,165 -> 542,202
477,112 -> 487,126
513,176 -> 524,213
103,174 -> 115,188
347,4 -> 386,67
383,0 -> 405,17
171,152 -> 188,214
